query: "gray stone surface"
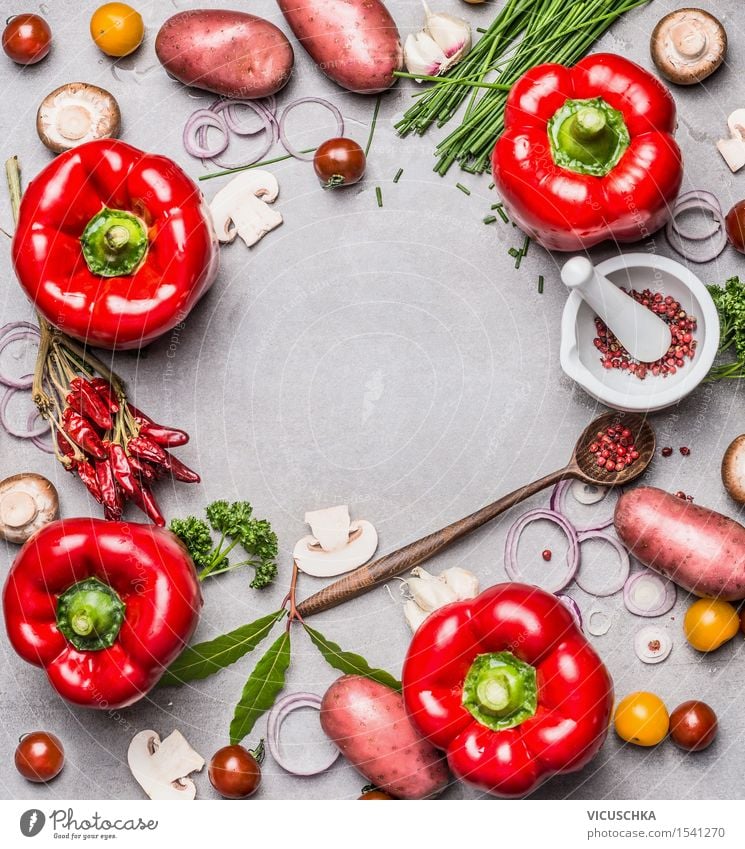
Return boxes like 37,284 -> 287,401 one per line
1,0 -> 743,801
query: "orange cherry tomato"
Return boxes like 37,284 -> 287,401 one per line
90,3 -> 144,57
684,599 -> 739,652
614,691 -> 669,747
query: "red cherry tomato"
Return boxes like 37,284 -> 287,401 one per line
15,732 -> 65,782
208,744 -> 262,799
358,790 -> 394,800
2,14 -> 52,65
669,701 -> 718,752
313,138 -> 366,189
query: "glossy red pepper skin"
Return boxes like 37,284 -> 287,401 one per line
402,583 -> 613,798
12,139 -> 219,350
2,518 -> 202,709
491,54 -> 683,251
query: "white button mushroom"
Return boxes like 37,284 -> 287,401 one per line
37,83 -> 121,154
293,505 -> 378,577
209,170 -> 283,248
717,110 -> 745,173
0,473 -> 59,544
127,730 -> 204,801
650,9 -> 727,86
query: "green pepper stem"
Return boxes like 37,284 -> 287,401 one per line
462,651 -> 538,731
80,208 -> 148,278
56,578 -> 126,651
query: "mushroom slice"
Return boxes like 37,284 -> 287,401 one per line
128,730 -> 204,801
37,83 -> 121,154
294,519 -> 378,577
650,9 -> 727,86
305,505 -> 352,552
717,110 -> 745,173
209,170 -> 283,248
0,473 -> 59,544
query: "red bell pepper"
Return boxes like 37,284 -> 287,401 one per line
492,53 -> 683,251
2,518 -> 202,709
12,139 -> 219,350
402,583 -> 613,798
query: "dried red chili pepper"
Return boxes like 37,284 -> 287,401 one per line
95,457 -> 123,520
67,377 -> 113,430
128,404 -> 189,448
161,450 -> 201,484
90,378 -> 121,414
129,481 -> 166,527
75,459 -> 103,503
107,443 -> 137,499
62,408 -> 107,460
128,455 -> 159,484
127,435 -> 168,465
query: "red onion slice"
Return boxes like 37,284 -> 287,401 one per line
28,409 -> 54,454
666,189 -> 727,262
549,480 -> 614,533
267,692 -> 339,776
574,530 -> 630,597
0,330 -> 38,389
623,570 -> 677,617
1,321 -> 40,340
504,508 -> 580,593
0,387 -> 50,439
587,609 -> 612,636
183,109 -> 230,159
279,97 -> 344,162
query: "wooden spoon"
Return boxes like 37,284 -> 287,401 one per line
296,411 -> 655,618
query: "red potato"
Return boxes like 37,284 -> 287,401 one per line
155,10 -> 294,99
277,0 -> 403,93
321,675 -> 449,799
614,487 -> 745,600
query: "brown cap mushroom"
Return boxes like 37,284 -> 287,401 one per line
651,8 -> 727,85
722,434 -> 745,503
0,473 -> 59,544
37,82 -> 121,154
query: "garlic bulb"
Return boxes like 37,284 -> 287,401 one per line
404,2 -> 471,80
402,566 -> 479,632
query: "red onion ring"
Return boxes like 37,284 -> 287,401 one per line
0,386 -> 50,439
28,409 -> 54,454
666,189 -> 727,263
0,330 -> 38,389
623,570 -> 677,617
279,97 -> 344,162
201,99 -> 274,169
504,508 -> 580,593
1,321 -> 40,340
183,109 -> 230,159
267,692 -> 339,776
549,480 -> 614,533
574,530 -> 630,597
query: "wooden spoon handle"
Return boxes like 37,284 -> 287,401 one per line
296,466 -> 573,618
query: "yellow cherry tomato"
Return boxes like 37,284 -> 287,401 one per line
90,3 -> 143,57
614,691 -> 669,747
684,599 -> 740,652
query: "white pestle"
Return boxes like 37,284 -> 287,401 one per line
561,256 -> 672,364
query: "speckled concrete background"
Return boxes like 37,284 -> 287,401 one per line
1,0 -> 744,801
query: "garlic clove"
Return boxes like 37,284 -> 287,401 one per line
404,31 -> 447,79
422,1 -> 471,62
407,575 -> 457,612
441,566 -> 479,600
404,599 -> 430,633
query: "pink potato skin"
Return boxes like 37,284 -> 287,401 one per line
277,0 -> 403,93
155,10 -> 294,99
320,675 -> 450,798
614,486 -> 745,600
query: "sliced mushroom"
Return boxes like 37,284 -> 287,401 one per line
717,110 -> 745,173
37,83 -> 121,154
293,504 -> 378,577
722,434 -> 745,503
209,170 -> 283,248
0,473 -> 59,544
651,9 -> 727,86
128,729 -> 204,801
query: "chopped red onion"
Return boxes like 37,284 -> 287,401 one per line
504,508 -> 580,593
279,97 -> 344,162
574,530 -> 630,597
267,692 -> 339,776
623,570 -> 677,617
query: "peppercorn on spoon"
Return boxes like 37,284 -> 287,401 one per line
296,411 -> 655,618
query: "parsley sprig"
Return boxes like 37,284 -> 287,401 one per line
170,500 -> 278,589
707,277 -> 745,381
